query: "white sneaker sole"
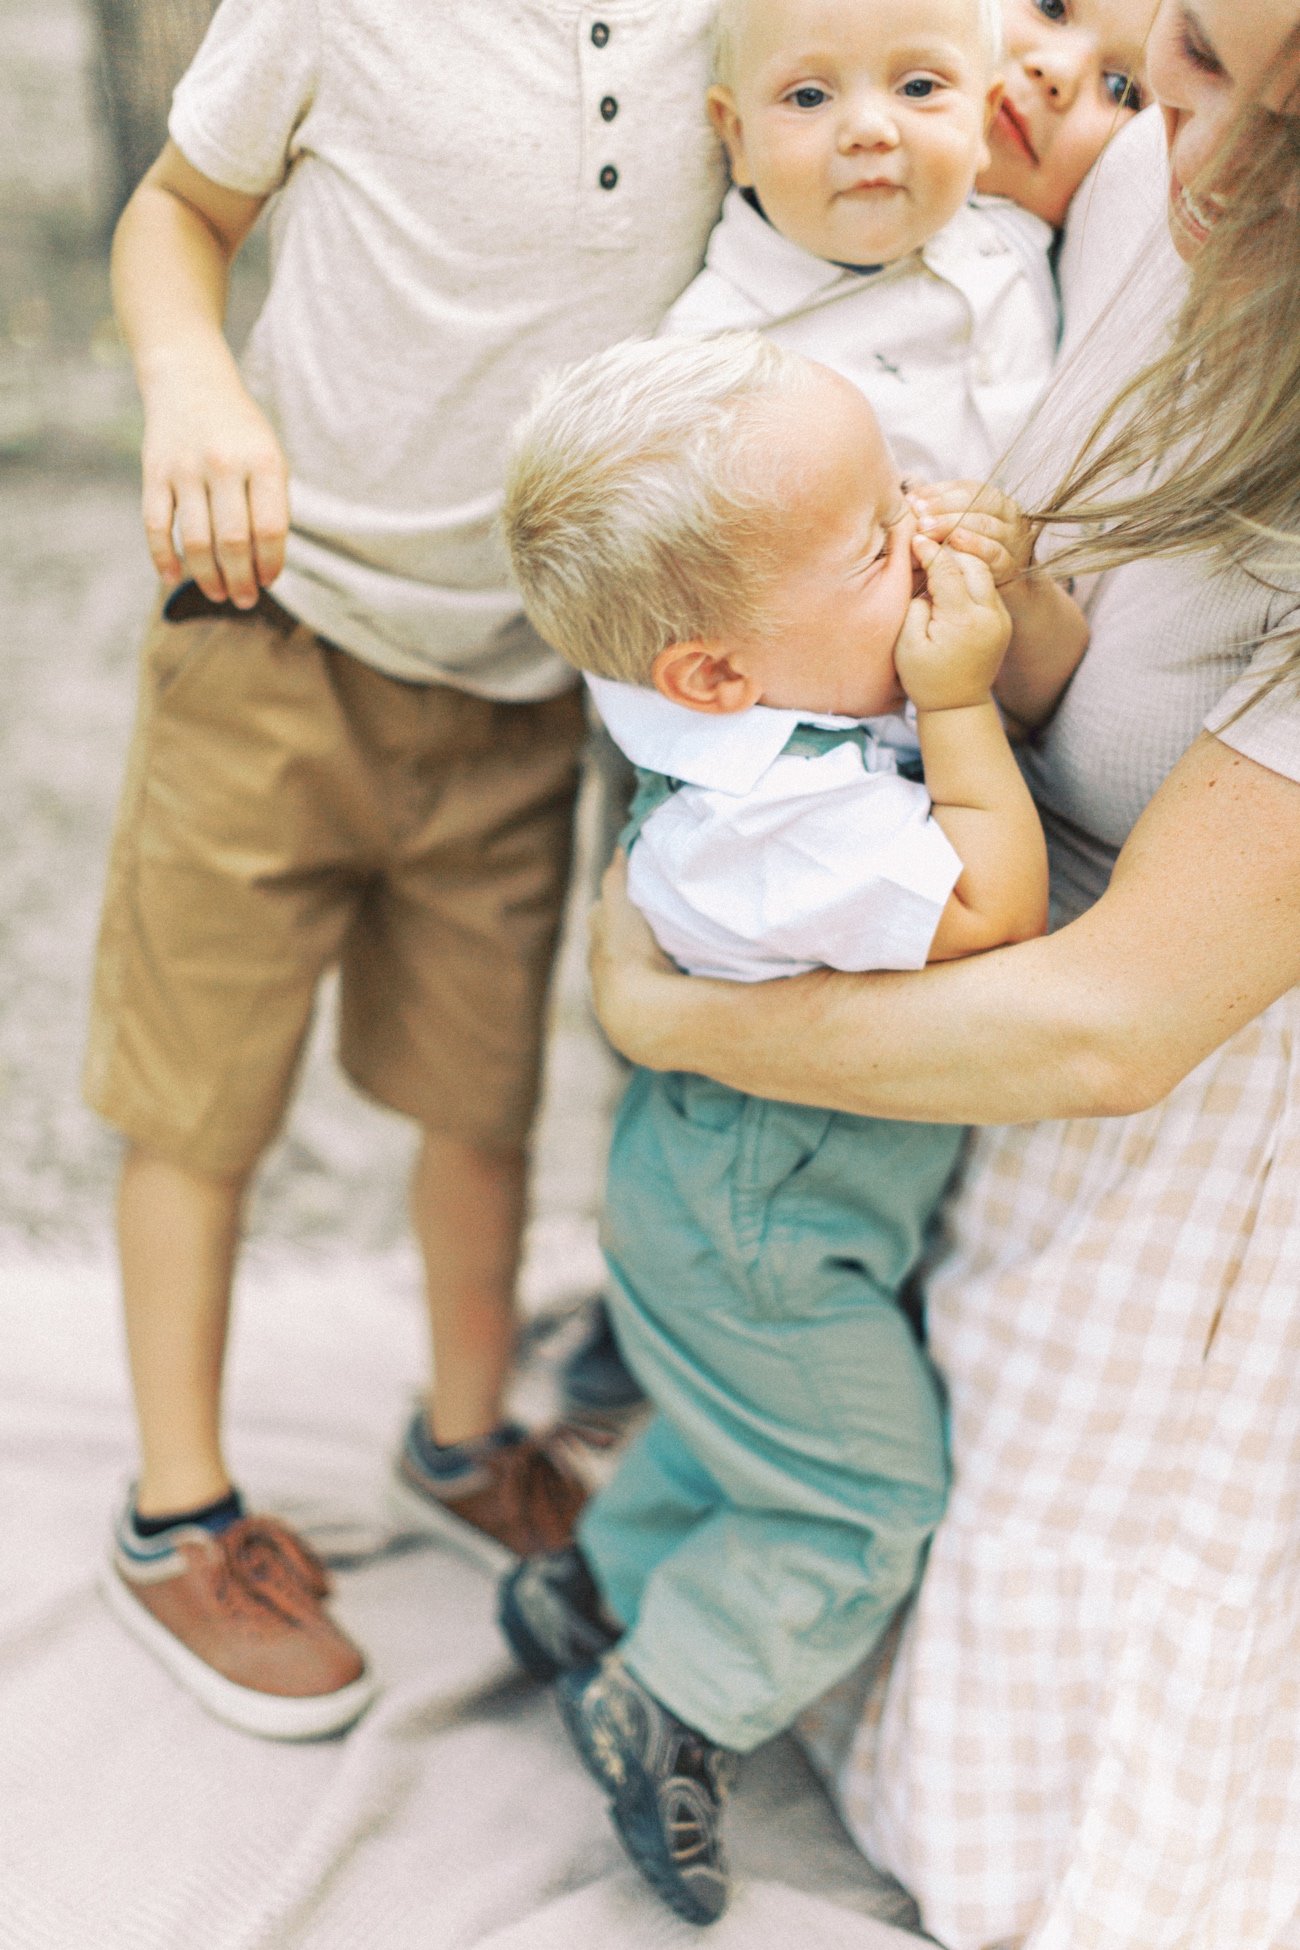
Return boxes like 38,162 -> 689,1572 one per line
386,1473 -> 516,1576
100,1562 -> 377,1741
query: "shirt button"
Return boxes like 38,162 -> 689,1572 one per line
599,163 -> 619,190
600,95 -> 618,122
590,20 -> 610,46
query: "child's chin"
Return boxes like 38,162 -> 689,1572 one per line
779,210 -> 902,267
828,222 -> 907,267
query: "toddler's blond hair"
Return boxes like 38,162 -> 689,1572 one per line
502,332 -> 816,686
712,0 -> 1004,86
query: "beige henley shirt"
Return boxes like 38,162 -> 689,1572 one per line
170,0 -> 727,698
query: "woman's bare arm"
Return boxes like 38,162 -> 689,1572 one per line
589,732 -> 1300,1124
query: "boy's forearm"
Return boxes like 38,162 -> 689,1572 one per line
917,701 -> 1048,948
996,574 -> 1089,730
112,177 -> 241,401
110,146 -> 286,604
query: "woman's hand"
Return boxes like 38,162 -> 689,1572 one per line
908,480 -> 1037,585
588,852 -> 685,1066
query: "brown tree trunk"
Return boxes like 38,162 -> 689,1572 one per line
89,0 -> 219,219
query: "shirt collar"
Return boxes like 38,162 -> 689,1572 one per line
920,196 -> 1055,302
586,675 -> 903,795
706,185 -> 892,315
710,184 -> 1054,318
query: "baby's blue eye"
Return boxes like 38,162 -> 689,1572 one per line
1104,70 -> 1142,110
1034,0 -> 1067,20
901,77 -> 939,99
789,85 -> 829,108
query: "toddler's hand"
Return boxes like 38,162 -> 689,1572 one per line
141,357 -> 289,609
907,480 -> 1036,585
894,533 -> 1011,713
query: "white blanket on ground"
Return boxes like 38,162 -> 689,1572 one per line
0,1252 -> 928,1950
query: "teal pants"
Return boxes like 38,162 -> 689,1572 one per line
579,1069 -> 961,1752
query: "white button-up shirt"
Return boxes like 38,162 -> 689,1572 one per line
662,187 -> 1057,486
588,677 -> 962,983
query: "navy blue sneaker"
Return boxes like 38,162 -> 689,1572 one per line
498,1544 -> 622,1682
556,1654 -> 736,1927
557,1301 -> 645,1425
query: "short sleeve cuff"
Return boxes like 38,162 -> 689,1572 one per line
166,0 -> 319,198
804,807 -> 963,974
1204,637 -> 1300,786
167,103 -> 287,197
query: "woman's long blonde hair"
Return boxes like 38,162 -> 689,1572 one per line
1031,29 -> 1300,689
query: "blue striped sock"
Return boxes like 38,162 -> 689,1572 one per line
130,1488 -> 244,1538
406,1414 -> 525,1486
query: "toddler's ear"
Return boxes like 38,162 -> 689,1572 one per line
652,640 -> 762,715
706,86 -> 753,186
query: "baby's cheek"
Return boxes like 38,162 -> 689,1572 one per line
1048,108 -> 1131,222
920,127 -> 992,227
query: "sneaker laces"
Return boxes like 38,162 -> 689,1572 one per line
666,1806 -> 713,1866
662,1740 -> 734,1866
535,1424 -> 597,1489
219,1517 -> 332,1621
676,1729 -> 736,1802
503,1435 -> 589,1534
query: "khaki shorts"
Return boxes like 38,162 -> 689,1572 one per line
85,591 -> 586,1173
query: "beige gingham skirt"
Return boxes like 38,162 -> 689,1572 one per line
803,986 -> 1300,1950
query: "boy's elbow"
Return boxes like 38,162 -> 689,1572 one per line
112,170 -> 193,264
123,143 -> 260,262
928,898 -> 1045,963
1007,892 -> 1050,945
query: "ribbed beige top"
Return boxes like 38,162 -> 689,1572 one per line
1012,110 -> 1300,927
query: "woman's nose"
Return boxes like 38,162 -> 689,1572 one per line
1024,40 -> 1085,110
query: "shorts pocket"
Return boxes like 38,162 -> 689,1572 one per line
145,583 -> 243,699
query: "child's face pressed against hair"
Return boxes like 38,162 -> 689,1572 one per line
709,0 -> 1002,266
979,0 -> 1157,225
658,364 -> 919,722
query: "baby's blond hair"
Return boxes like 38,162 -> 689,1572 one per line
712,0 -> 1004,86
502,332 -> 817,685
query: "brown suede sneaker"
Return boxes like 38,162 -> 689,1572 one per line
103,1508 -> 376,1739
390,1416 -> 589,1573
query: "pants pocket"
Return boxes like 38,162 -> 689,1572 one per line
729,1099 -> 835,1318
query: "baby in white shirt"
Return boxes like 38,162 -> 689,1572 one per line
666,0 -> 1059,485
499,328 -> 1084,1926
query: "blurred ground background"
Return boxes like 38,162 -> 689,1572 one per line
0,0 -> 622,1306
